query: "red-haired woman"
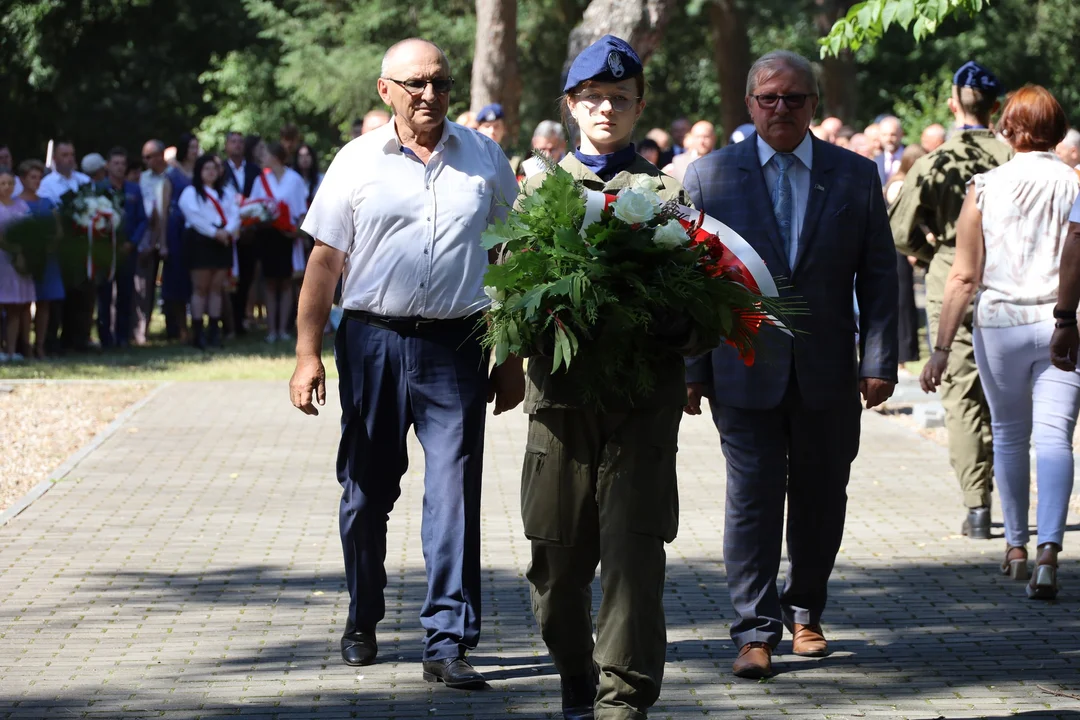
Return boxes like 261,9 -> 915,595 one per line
922,85 -> 1080,600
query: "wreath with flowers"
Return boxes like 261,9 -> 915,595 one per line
480,164 -> 798,406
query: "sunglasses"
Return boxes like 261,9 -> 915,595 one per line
385,77 -> 454,95
751,93 -> 816,109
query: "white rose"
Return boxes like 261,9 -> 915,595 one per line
484,285 -> 505,310
629,175 -> 660,193
652,219 -> 690,250
611,188 -> 661,225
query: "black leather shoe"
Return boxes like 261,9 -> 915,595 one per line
961,507 -> 991,539
561,671 -> 597,719
422,657 -> 486,689
340,630 -> 377,666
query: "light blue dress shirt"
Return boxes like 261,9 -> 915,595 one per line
757,132 -> 813,269
301,120 -> 519,319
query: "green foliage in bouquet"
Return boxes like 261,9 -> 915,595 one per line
481,165 -> 792,406
1,214 -> 58,282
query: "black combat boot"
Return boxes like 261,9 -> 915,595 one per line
191,318 -> 206,350
207,317 -> 222,348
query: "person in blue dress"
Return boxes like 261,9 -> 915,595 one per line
16,159 -> 64,359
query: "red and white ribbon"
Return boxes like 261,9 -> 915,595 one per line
580,189 -> 791,340
581,189 -> 779,298
86,210 -> 117,281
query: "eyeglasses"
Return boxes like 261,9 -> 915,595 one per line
574,91 -> 641,113
751,93 -> 817,110
384,77 -> 454,95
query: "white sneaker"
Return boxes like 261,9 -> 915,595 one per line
265,332 -> 279,343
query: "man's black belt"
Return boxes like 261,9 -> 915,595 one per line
343,309 -> 482,334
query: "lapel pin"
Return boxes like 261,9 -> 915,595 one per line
814,183 -> 825,191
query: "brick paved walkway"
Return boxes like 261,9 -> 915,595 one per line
2,381 -> 1079,719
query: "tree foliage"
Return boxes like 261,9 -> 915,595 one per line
820,0 -> 988,57
6,0 -> 1080,166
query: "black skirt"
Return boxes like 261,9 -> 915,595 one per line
185,228 -> 233,270
258,227 -> 294,280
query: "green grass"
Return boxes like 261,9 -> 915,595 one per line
0,315 -> 337,382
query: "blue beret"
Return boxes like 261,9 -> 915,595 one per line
563,35 -> 644,93
953,61 -> 1003,96
476,104 -> 504,123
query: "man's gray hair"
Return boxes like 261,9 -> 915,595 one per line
145,139 -> 165,153
532,120 -> 565,141
1062,128 -> 1080,150
746,51 -> 818,96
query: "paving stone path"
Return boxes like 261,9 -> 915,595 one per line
2,381 -> 1080,719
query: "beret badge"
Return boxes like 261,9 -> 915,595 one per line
607,51 -> 625,79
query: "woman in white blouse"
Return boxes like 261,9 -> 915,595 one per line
922,85 -> 1080,600
248,141 -> 308,343
178,153 -> 240,349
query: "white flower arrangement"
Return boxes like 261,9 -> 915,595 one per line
611,186 -> 663,225
652,218 -> 691,249
72,195 -> 120,234
483,285 -> 505,310
239,198 -> 278,225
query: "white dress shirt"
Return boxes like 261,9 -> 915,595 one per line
301,119 -> 519,319
758,132 -> 813,268
876,147 -> 904,185
38,169 -> 91,203
226,158 -> 247,192
139,168 -> 168,218
178,185 -> 240,237
249,167 -> 309,228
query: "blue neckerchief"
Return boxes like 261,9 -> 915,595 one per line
574,143 -> 637,182
959,124 -> 988,130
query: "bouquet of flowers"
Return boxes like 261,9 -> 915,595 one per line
239,197 -> 278,227
481,165 -> 796,404
56,184 -> 124,283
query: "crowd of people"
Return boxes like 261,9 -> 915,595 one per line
0,114 -> 393,360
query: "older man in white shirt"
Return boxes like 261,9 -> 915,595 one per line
289,37 -> 522,690
38,141 -> 90,203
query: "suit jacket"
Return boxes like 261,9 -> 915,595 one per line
683,132 -> 898,410
224,161 -> 260,198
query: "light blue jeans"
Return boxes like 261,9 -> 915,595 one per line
974,319 -> 1080,548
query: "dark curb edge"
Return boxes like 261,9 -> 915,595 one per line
0,382 -> 171,528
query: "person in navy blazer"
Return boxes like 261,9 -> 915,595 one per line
682,50 -> 898,679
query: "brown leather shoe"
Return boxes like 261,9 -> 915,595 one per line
791,623 -> 828,657
732,642 -> 773,678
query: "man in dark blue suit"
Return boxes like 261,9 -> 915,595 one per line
683,50 -> 898,679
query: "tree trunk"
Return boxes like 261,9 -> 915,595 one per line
470,0 -> 522,140
564,0 -> 678,74
814,0 -> 858,122
708,0 -> 751,145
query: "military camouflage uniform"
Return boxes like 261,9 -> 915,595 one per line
520,152 -> 690,719
888,129 -> 1012,509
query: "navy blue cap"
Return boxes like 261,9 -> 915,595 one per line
563,35 -> 643,93
476,104 -> 504,123
953,61 -> 1003,96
